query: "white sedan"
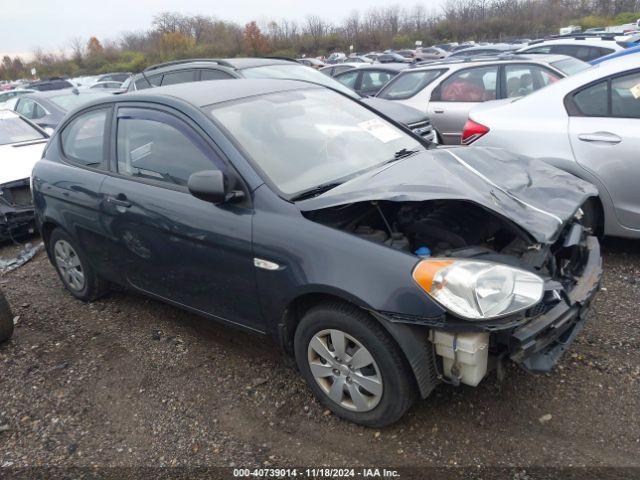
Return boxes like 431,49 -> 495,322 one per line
464,55 -> 640,239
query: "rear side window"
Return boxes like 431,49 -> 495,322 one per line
15,99 -> 35,118
134,75 -> 161,90
161,70 -> 196,86
504,64 -> 560,98
360,70 -> 396,93
61,109 -> 108,167
612,72 -> 640,119
200,69 -> 234,81
335,70 -> 359,89
116,109 -> 220,187
551,45 -> 613,62
378,69 -> 445,100
16,99 -> 46,120
437,66 -> 498,102
572,81 -> 608,116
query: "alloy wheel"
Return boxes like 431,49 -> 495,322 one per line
53,240 -> 85,292
307,329 -> 383,412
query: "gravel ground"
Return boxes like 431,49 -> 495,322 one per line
0,236 -> 639,473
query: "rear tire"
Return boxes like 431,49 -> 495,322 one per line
294,301 -> 415,427
48,228 -> 108,301
0,289 -> 14,343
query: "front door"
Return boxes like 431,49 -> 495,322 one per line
100,107 -> 263,330
568,71 -> 640,230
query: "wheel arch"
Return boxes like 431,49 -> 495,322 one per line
277,292 -> 438,398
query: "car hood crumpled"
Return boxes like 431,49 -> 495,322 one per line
0,141 -> 47,186
297,147 -> 598,244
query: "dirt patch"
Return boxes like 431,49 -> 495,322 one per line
0,236 -> 639,469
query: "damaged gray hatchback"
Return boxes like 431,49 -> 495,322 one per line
32,79 -> 602,427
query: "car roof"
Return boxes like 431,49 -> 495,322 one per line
521,38 -> 623,48
21,88 -> 104,99
486,52 -> 640,104
111,79 -> 322,108
337,64 -> 407,73
143,57 -> 296,75
453,44 -> 517,52
411,53 -> 569,69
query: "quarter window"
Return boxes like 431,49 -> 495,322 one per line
504,64 -> 560,98
161,70 -> 196,86
572,81 -> 608,116
360,71 -> 396,93
438,66 -> 498,102
551,45 -> 613,62
612,72 -> 640,119
134,75 -> 161,90
15,99 -> 33,117
200,69 -> 234,81
335,70 -> 359,89
116,110 -> 219,187
61,109 -> 108,167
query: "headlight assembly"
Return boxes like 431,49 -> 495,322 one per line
413,259 -> 544,320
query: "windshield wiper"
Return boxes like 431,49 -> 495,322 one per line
391,148 -> 419,161
290,182 -> 342,201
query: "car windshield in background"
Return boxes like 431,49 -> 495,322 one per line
208,88 -> 421,197
377,69 -> 446,100
551,57 -> 591,76
49,92 -> 109,111
240,64 -> 359,98
0,112 -> 46,145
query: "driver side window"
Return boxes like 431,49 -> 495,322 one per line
116,109 -> 221,187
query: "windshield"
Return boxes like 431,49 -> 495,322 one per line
49,92 -> 109,111
551,57 -> 591,76
240,64 -> 359,98
207,88 -> 421,197
377,69 -> 446,100
0,111 -> 46,145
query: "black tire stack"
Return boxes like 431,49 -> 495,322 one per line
0,288 -> 14,343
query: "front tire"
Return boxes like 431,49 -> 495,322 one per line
294,302 -> 415,427
0,289 -> 14,343
48,228 -> 108,301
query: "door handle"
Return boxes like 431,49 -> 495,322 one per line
577,132 -> 621,144
433,109 -> 445,114
106,194 -> 132,209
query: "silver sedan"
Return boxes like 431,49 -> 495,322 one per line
466,55 -> 640,239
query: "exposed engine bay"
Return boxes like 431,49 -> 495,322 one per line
305,199 -> 590,304
306,199 -> 598,387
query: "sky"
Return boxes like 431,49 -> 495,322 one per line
0,0 -> 444,58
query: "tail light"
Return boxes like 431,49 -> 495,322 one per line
461,119 -> 489,145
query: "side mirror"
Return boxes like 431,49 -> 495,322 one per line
188,170 -> 228,204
